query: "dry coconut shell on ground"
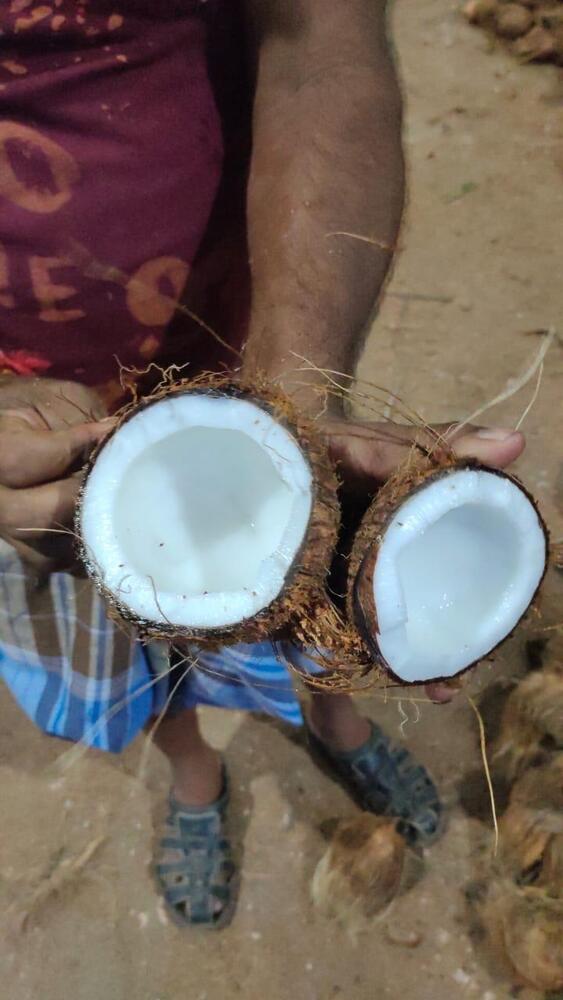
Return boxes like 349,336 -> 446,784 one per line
77,376 -> 340,646
492,668 -> 563,781
347,458 -> 548,686
311,814 -> 406,931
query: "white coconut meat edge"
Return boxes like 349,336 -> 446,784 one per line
372,469 -> 546,683
80,394 -> 313,629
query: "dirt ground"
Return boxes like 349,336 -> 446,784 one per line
1,2 -> 562,999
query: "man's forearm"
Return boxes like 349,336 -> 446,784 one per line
242,0 -> 404,408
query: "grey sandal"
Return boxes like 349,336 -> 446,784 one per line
155,770 -> 237,928
305,719 -> 444,847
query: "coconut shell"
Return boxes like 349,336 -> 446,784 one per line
311,814 -> 406,929
492,669 -> 563,781
76,374 -> 340,648
477,881 -> 563,990
347,457 -> 548,685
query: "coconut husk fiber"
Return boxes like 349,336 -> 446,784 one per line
476,880 -> 563,990
497,755 -> 563,888
310,814 -> 407,936
462,0 -> 563,65
468,754 -> 563,990
492,668 -> 563,781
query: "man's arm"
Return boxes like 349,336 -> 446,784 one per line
242,0 -> 404,410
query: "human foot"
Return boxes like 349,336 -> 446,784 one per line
305,709 -> 442,846
156,767 -> 237,928
172,743 -> 223,808
306,694 -> 372,753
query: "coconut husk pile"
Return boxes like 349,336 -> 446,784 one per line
468,640 -> 563,991
472,761 -> 563,990
462,0 -> 563,64
492,662 -> 563,781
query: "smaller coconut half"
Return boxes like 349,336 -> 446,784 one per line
350,462 -> 548,685
77,378 -> 339,644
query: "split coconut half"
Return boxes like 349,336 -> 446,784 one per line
77,380 -> 339,643
350,463 -> 548,685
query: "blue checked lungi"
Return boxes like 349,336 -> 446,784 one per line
0,541 -> 308,752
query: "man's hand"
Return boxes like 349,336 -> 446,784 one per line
322,415 -> 525,703
0,377 -> 111,572
324,416 -> 525,493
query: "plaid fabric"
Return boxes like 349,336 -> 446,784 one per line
0,542 -> 304,752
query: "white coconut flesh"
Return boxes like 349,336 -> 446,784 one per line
371,469 -> 546,683
80,394 -> 313,629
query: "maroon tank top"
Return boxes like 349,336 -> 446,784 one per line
0,0 -> 250,408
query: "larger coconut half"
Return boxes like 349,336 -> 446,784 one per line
351,464 -> 548,685
77,381 -> 339,643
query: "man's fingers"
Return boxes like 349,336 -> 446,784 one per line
424,679 -> 463,704
328,420 -> 420,487
0,418 -> 111,488
328,419 -> 526,490
450,428 -> 525,469
1,476 -> 79,532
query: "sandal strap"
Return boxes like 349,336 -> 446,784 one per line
306,719 -> 443,845
155,767 -> 236,928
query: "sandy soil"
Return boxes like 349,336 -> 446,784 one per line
1,2 -> 562,998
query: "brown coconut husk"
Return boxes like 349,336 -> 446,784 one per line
463,0 -> 499,24
497,755 -> 563,888
463,0 -> 563,65
476,880 -> 563,990
347,454 -> 548,685
513,22 -> 559,59
76,372 -> 343,649
496,2 -> 535,37
493,670 -> 563,781
310,814 -> 407,932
